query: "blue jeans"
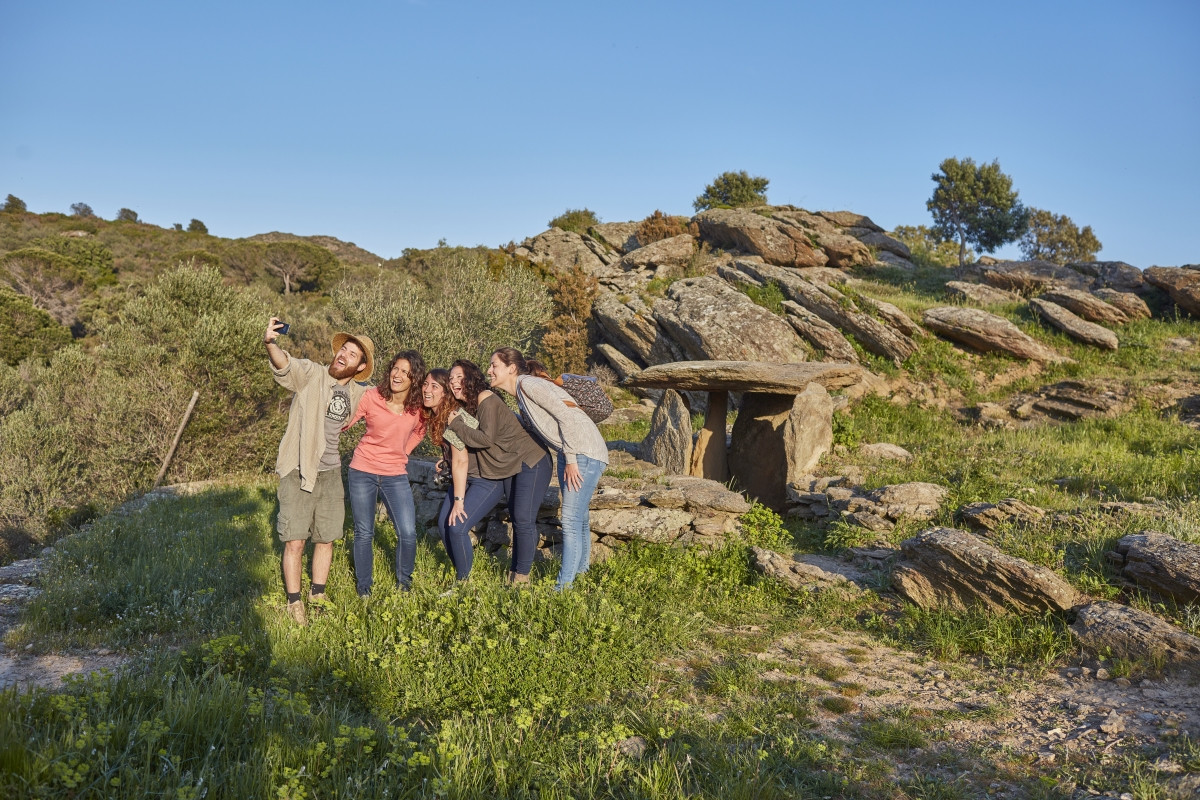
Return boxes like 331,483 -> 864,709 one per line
556,453 -> 605,590
347,467 -> 417,595
501,454 -> 553,576
437,476 -> 505,581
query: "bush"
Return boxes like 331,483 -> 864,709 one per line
693,171 -> 769,212
0,265 -> 275,537
892,225 -> 967,268
0,248 -> 88,328
333,246 -> 552,370
548,208 -> 600,235
537,264 -> 598,375
1019,208 -> 1101,264
634,210 -> 689,245
29,236 -> 116,286
0,287 -> 72,366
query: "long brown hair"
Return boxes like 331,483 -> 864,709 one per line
379,350 -> 426,415
421,368 -> 456,446
451,359 -> 488,416
492,347 -> 530,376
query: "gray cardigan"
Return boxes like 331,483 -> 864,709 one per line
516,376 -> 609,466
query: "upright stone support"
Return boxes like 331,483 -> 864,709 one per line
689,390 -> 729,482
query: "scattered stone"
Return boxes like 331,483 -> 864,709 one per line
1113,531 -> 1200,604
958,498 -> 1047,531
1040,288 -> 1130,325
615,736 -> 648,758
1093,288 -> 1152,321
1029,298 -> 1119,350
945,280 -> 1023,306
1070,601 -> 1200,663
893,527 -> 1082,614
749,547 -> 865,593
923,306 -> 1072,363
858,443 -> 912,462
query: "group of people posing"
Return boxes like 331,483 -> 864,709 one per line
263,318 -> 609,625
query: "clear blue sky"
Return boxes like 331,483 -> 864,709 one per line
3,1 -> 1197,266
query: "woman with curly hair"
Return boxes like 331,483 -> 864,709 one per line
444,358 -> 550,584
343,350 -> 427,596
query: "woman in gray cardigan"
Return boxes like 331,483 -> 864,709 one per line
489,348 -> 608,590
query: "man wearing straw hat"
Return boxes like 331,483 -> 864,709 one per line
264,317 -> 375,626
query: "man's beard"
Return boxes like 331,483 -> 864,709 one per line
328,361 -> 360,380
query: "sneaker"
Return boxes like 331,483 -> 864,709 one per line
309,592 -> 332,617
286,600 -> 308,627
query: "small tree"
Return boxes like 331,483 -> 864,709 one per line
892,224 -> 970,268
187,218 -> 209,234
260,240 -> 338,295
70,202 -> 95,218
693,170 -> 769,212
2,194 -> 27,213
548,208 -> 599,234
116,207 -> 139,222
538,265 -> 599,375
1018,208 -> 1102,264
927,157 -> 1029,266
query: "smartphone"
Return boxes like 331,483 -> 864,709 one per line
276,321 -> 290,335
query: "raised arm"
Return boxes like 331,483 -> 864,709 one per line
264,317 -> 289,371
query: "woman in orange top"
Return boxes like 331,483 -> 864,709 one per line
344,350 -> 427,595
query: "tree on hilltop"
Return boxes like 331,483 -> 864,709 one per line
71,202 -> 95,218
116,207 -> 140,222
693,170 -> 769,212
261,240 -> 338,295
2,194 -> 28,213
927,157 -> 1029,266
187,219 -> 209,235
1018,208 -> 1101,264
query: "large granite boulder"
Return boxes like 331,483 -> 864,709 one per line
856,230 -> 912,260
514,229 -> 614,276
1029,298 -> 1119,350
818,210 -> 883,231
652,276 -> 809,362
782,300 -> 859,362
979,260 -> 1093,294
617,234 -> 695,279
892,527 -> 1082,614
1093,288 -> 1152,321
692,208 -> 828,269
1144,267 -> 1200,317
593,292 -> 684,367
1065,261 -> 1145,293
590,222 -> 641,254
1071,602 -> 1200,664
923,306 -> 1072,363
727,383 -> 833,511
639,389 -> 692,474
1112,532 -> 1200,605
1039,288 -> 1130,325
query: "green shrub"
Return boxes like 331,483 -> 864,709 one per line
29,235 -> 117,286
0,248 -> 87,328
693,171 -> 769,212
736,280 -> 785,316
537,264 -> 598,375
333,247 -> 551,369
2,194 -> 28,213
548,208 -> 600,235
892,225 -> 967,268
739,503 -> 793,550
0,287 -> 72,366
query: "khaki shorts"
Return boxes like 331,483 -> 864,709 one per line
277,469 -> 345,543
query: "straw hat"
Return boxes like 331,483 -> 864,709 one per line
330,332 -> 375,381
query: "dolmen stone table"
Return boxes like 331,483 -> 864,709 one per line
623,360 -> 863,510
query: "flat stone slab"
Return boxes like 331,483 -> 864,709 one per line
623,360 -> 863,393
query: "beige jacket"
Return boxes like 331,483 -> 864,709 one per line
272,352 -> 368,492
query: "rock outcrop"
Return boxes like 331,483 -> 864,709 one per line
1111,532 -> 1200,605
749,547 -> 865,593
1144,267 -> 1200,317
892,527 -> 1082,613
1039,288 -> 1130,326
958,498 -> 1047,531
945,281 -> 1022,306
1093,288 -> 1152,321
514,229 -> 614,276
692,208 -> 828,268
923,306 -> 1072,363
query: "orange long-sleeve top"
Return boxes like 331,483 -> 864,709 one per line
345,387 -> 427,475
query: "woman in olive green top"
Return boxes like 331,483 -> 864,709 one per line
444,360 -> 551,584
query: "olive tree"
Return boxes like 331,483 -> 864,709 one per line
927,157 -> 1029,266
1018,208 -> 1102,264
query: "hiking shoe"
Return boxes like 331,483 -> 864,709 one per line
286,600 -> 308,627
309,592 -> 332,618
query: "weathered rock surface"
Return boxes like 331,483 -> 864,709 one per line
782,300 -> 859,362
858,443 -> 913,462
1093,288 -> 1152,321
593,292 -> 684,368
639,390 -> 692,474
1144,267 -> 1200,317
749,547 -> 865,593
1039,288 -> 1130,325
945,281 -> 1022,306
733,260 -> 917,364
856,230 -> 912,260
617,234 -> 695,279
1071,601 -> 1200,664
728,384 -> 833,510
590,222 -> 641,254
653,277 -> 809,362
959,498 -> 1047,531
892,527 -> 1082,613
979,260 -> 1093,294
923,306 -> 1072,363
1029,298 -> 1119,350
1113,532 -> 1200,604
623,359 -> 864,394
818,210 -> 882,231
1065,261 -> 1145,293
514,229 -> 614,276
693,208 -> 828,269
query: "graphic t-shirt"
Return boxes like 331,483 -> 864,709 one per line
319,386 -> 351,471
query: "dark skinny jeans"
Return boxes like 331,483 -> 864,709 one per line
437,476 -> 505,581
501,454 -> 553,576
